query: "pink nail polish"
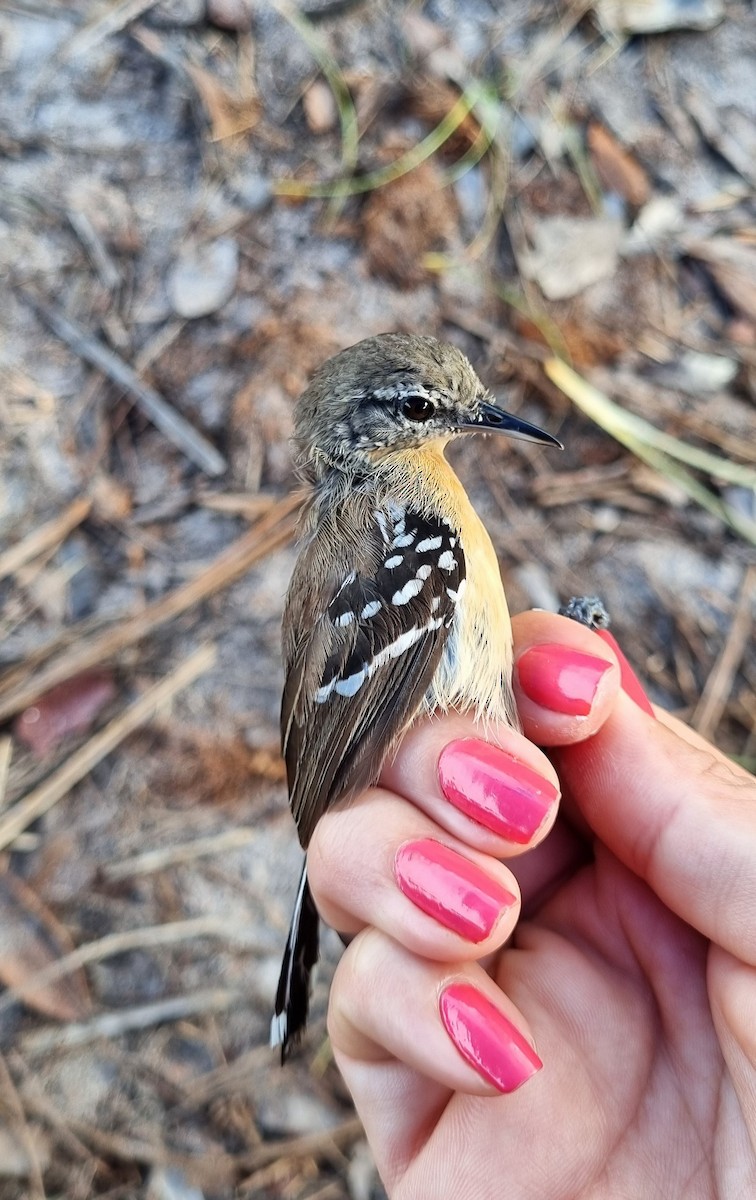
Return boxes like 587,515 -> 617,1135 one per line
517,644 -> 612,716
595,630 -> 656,718
394,839 -> 516,943
438,739 -> 557,843
440,983 -> 542,1093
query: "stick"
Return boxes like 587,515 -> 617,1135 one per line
21,988 -> 239,1054
0,497 -> 91,582
238,1117 -> 364,1172
0,737 -> 12,813
0,915 -> 255,1016
0,644 -> 216,853
0,492 -> 300,721
102,827 -> 258,880
23,293 -> 226,476
692,565 -> 756,740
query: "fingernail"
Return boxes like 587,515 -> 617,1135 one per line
517,644 -> 612,716
440,983 -> 542,1093
394,839 -> 516,943
595,630 -> 656,718
438,739 -> 558,843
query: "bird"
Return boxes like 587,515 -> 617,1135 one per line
271,332 -> 561,1060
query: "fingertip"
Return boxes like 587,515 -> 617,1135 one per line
512,612 -> 627,745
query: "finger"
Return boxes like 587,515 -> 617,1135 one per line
511,611 -> 625,745
555,690 -> 756,963
308,789 -> 521,961
707,945 -> 756,1132
379,715 -> 561,858
329,927 -> 542,1098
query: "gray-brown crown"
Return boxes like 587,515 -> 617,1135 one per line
294,332 -> 561,480
295,334 -> 485,473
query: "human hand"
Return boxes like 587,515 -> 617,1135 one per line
306,611 -> 756,1198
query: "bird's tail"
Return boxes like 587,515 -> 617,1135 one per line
270,861 -> 320,1062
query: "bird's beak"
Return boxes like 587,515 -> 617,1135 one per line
461,401 -> 563,448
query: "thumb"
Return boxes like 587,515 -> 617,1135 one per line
554,694 -> 756,964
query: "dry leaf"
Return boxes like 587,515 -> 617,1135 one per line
362,158 -> 458,289
587,121 -> 650,207
0,872 -> 92,1020
14,670 -> 116,758
152,731 -> 285,807
520,214 -> 624,300
185,62 -> 260,143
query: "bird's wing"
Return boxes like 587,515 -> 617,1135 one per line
281,499 -> 466,847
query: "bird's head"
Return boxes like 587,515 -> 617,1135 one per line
294,333 -> 561,479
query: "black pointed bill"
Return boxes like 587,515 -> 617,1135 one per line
462,401 -> 563,448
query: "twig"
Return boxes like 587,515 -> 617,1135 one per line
0,1053 -> 46,1199
0,915 -> 254,1016
0,736 -> 12,813
692,566 -> 756,740
238,1117 -> 364,1172
0,644 -> 216,853
21,988 -> 241,1054
0,497 -> 91,583
195,491 -> 280,520
21,293 -> 226,476
19,1087 -> 236,1188
102,828 -> 258,880
67,209 -> 121,291
0,492 -> 300,721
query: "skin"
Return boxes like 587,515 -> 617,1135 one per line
306,610 -> 756,1200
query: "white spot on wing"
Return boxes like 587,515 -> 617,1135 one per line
360,600 -> 381,619
315,678 -> 337,703
370,626 -> 424,670
392,577 -> 424,605
416,564 -> 432,581
393,533 -> 415,548
335,666 -> 369,696
385,555 -> 403,569
335,611 -> 354,627
416,535 -> 442,553
438,550 -> 456,572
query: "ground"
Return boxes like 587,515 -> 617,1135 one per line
0,0 -> 754,1197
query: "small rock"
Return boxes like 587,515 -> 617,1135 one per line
303,79 -> 338,135
148,0 -> 205,26
623,196 -> 683,254
167,238 -> 239,319
655,350 -> 738,394
233,173 -> 272,213
147,1166 -> 205,1200
521,215 -> 624,300
595,0 -> 724,34
207,0 -> 255,30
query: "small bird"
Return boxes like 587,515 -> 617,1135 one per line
271,333 -> 561,1060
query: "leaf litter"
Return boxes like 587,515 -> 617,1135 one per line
0,1 -> 754,1196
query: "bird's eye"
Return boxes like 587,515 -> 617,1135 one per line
402,395 -> 436,422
